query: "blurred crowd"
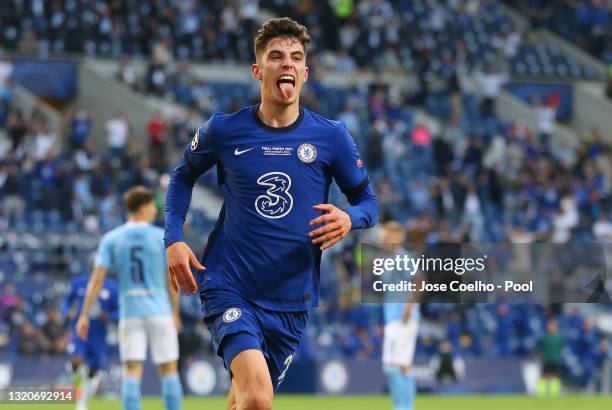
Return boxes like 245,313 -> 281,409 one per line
507,0 -> 612,65
0,0 -> 601,80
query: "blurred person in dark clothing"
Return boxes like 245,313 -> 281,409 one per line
432,136 -> 454,177
6,109 -> 27,154
432,340 -> 465,383
537,319 -> 564,397
69,108 -> 93,152
0,163 -> 25,226
17,320 -> 42,355
40,307 -> 69,355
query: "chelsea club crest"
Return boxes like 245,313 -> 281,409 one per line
223,307 -> 241,323
297,143 -> 317,163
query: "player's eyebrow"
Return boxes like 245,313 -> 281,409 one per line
267,49 -> 305,59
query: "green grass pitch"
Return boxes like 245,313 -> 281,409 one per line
7,395 -> 612,410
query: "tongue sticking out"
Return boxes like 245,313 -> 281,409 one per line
278,82 -> 295,99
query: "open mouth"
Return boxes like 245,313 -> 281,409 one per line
276,75 -> 296,99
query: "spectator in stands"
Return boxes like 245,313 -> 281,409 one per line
474,65 -> 508,119
0,163 -> 25,227
532,95 -> 557,155
6,109 -> 27,154
551,193 -> 579,242
32,121 -> 57,162
40,307 -> 69,355
147,60 -> 168,97
0,282 -> 19,321
441,54 -> 463,125
69,108 -> 93,152
117,58 -> 140,91
495,304 -> 513,356
592,212 -> 612,241
587,339 -> 610,390
105,112 -> 130,160
0,321 -> 8,354
148,110 -> 168,171
335,49 -> 358,72
17,319 -> 42,355
0,55 -> 13,91
18,30 -> 39,56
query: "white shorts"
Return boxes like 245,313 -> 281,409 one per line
119,315 -> 179,365
382,319 -> 419,367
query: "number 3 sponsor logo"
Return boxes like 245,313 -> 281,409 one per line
255,172 -> 293,219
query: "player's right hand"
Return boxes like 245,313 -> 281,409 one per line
76,316 -> 89,340
166,241 -> 204,295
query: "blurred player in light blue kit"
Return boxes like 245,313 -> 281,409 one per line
380,221 -> 422,410
65,273 -> 118,410
76,186 -> 183,410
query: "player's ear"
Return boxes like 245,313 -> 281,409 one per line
304,65 -> 309,82
252,63 -> 262,81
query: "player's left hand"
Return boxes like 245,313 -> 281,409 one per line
75,316 -> 89,341
309,204 -> 352,251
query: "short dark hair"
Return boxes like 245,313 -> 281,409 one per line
123,186 -> 154,214
254,17 -> 311,60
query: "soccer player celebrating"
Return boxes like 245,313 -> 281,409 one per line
164,17 -> 378,410
65,273 -> 118,410
76,186 -> 183,410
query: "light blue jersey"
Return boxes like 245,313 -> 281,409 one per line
95,222 -> 171,318
383,302 -> 420,324
383,248 -> 420,324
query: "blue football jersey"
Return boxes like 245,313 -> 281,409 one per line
64,274 -> 119,324
165,105 -> 378,311
95,222 -> 172,318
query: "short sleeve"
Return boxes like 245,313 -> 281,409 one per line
94,234 -> 113,270
183,114 -> 219,175
330,122 -> 369,194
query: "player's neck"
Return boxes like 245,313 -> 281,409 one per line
258,101 -> 300,128
127,216 -> 150,224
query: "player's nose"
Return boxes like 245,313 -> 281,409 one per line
281,56 -> 293,68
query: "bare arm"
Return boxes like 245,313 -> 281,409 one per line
167,270 -> 182,332
403,272 -> 425,323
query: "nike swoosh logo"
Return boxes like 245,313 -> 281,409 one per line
234,148 -> 254,156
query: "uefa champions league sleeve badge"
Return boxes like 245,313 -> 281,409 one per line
191,129 -> 199,150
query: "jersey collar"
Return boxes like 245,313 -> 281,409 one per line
252,104 -> 304,133
125,221 -> 151,226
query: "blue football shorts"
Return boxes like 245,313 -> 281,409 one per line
201,287 -> 308,391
